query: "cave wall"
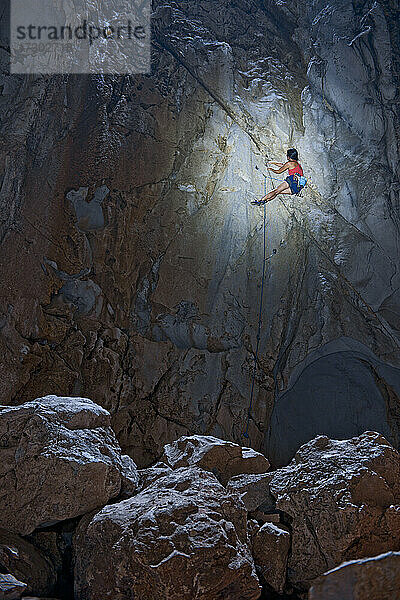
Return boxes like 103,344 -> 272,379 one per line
0,0 -> 399,467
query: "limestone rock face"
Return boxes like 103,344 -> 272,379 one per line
162,435 -> 270,485
252,522 -> 290,594
74,466 -> 261,600
308,551 -> 400,600
268,431 -> 400,590
1,1 -> 400,468
0,396 -> 123,535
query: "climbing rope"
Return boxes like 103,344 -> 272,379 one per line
242,161 -> 288,440
243,154 -> 400,441
243,173 -> 268,440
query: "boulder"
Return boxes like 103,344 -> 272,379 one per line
0,529 -> 56,597
138,461 -> 173,491
119,455 -> 140,499
74,466 -> 261,600
268,431 -> 400,590
162,435 -> 270,485
308,551 -> 400,600
226,473 -> 275,512
0,396 -> 123,534
252,522 -> 291,594
0,574 -> 27,600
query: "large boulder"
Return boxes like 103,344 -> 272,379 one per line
308,551 -> 400,600
268,431 -> 400,590
0,396 -> 124,534
137,461 -> 173,491
118,455 -> 140,499
227,473 -> 275,513
0,529 -> 56,597
0,574 -> 27,600
252,522 -> 290,594
74,466 -> 261,600
162,435 -> 270,485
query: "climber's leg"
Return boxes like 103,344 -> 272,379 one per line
259,180 -> 291,204
269,180 -> 291,198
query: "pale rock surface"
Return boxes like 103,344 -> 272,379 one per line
73,466 -> 261,600
268,431 -> 400,590
162,435 -> 270,485
308,551 -> 400,600
0,574 -> 27,600
0,396 -> 123,535
252,522 -> 291,594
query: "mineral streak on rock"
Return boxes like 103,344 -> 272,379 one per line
0,573 -> 27,600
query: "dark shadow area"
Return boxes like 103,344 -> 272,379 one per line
266,343 -> 400,467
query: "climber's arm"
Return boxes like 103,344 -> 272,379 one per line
269,161 -> 290,174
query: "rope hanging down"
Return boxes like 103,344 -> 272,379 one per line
243,163 -> 281,440
243,156 -> 400,441
243,173 -> 268,440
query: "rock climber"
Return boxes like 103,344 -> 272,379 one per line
251,148 -> 306,205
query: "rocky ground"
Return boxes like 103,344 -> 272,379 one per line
1,395 -> 400,599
